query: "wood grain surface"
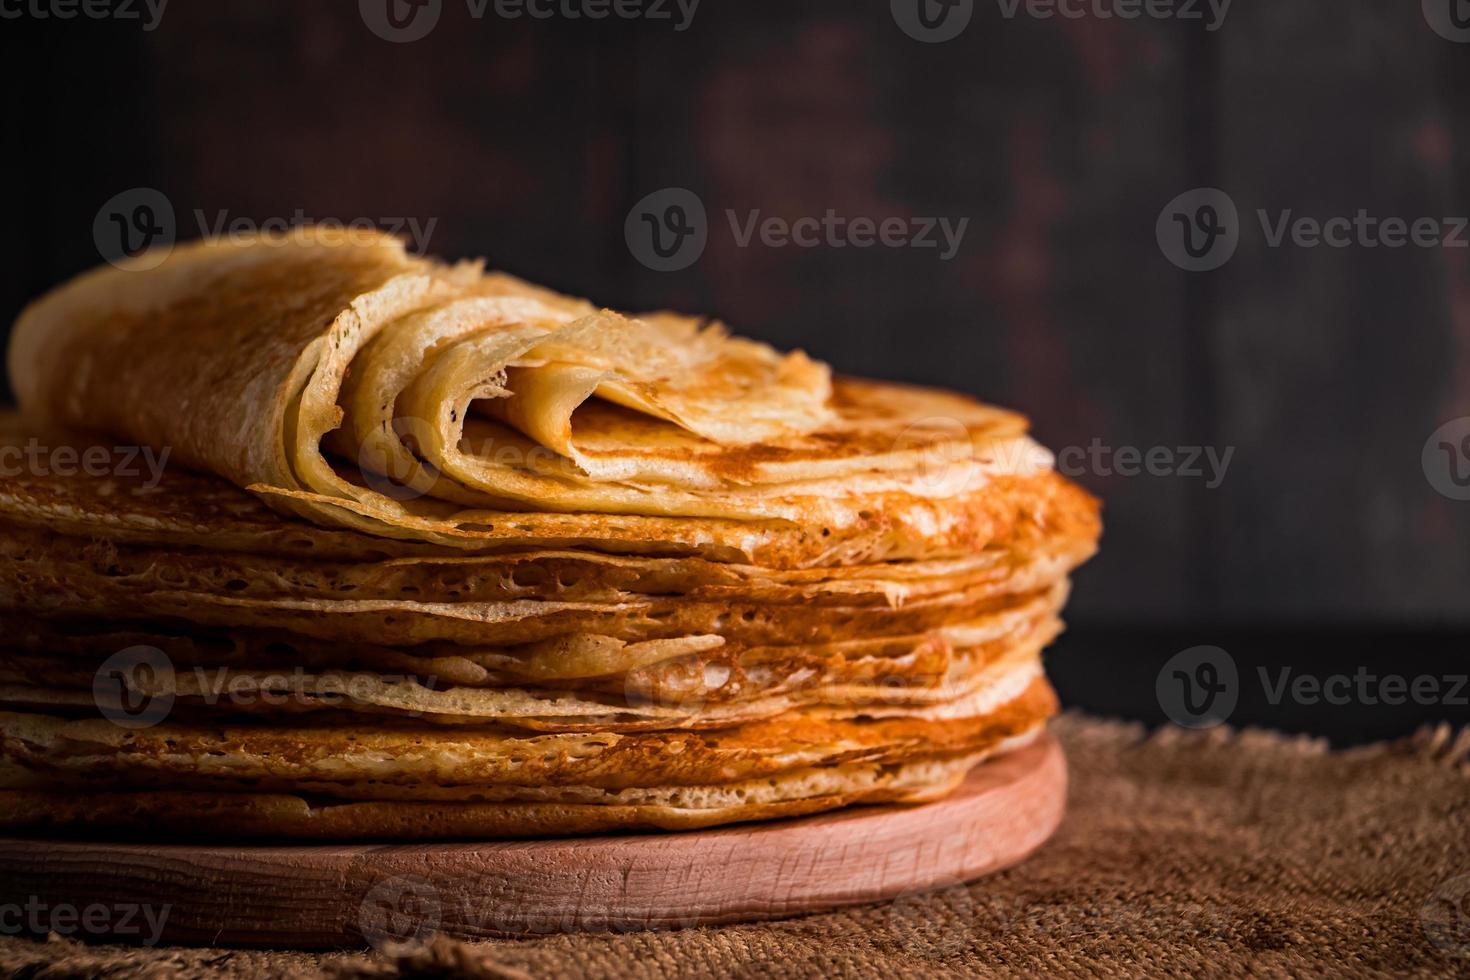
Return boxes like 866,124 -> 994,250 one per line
0,734 -> 1065,949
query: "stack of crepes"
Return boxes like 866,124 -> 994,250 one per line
0,231 -> 1099,839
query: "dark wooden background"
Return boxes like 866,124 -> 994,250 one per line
1,2 -> 1467,737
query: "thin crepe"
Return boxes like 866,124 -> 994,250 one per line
0,612 -> 1058,732
8,233 -> 1060,557
0,676 -> 1055,801
0,413 -> 1098,568
0,732 -> 1042,839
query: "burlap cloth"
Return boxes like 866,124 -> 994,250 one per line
3,714 -> 1467,979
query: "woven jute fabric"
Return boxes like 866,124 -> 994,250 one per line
3,714 -> 1467,979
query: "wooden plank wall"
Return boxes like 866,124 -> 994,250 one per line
0,0 -> 1465,625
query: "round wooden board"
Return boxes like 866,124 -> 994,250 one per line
0,734 -> 1064,949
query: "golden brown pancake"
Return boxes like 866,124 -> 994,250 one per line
9,234 -> 1067,550
0,610 -> 1058,732
0,232 -> 1099,839
0,412 -> 1099,568
0,676 -> 1055,799
0,734 -> 1039,839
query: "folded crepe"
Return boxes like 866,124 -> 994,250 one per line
8,232 -> 1059,560
0,231 -> 1099,839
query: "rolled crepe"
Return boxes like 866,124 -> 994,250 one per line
9,232 -> 1056,557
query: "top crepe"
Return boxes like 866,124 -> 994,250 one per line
8,232 -> 1053,561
